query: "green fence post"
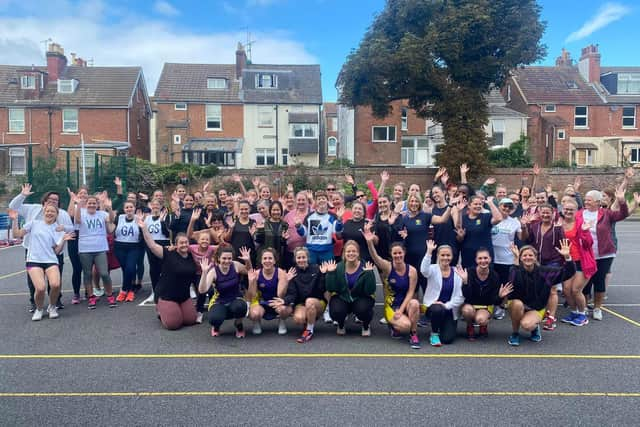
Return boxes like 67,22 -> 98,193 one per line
27,145 -> 33,183
66,151 -> 71,188
93,153 -> 99,192
76,158 -> 80,189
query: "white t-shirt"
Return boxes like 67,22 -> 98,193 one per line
24,220 -> 64,263
114,214 -> 141,244
582,209 -> 607,259
77,209 -> 109,253
491,216 -> 521,265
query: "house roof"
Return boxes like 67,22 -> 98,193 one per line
489,104 -> 527,118
154,63 -> 241,103
0,65 -> 143,107
601,67 -> 640,74
323,102 -> 337,115
241,64 -> 322,104
511,66 -> 604,105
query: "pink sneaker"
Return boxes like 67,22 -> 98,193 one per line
71,295 -> 81,305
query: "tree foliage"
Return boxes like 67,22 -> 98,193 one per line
488,135 -> 532,167
337,0 -> 546,178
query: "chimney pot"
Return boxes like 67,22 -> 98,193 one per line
46,42 -> 67,82
235,42 -> 247,80
578,44 -> 601,83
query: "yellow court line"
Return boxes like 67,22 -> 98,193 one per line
1,353 -> 639,360
0,391 -> 639,398
602,306 -> 640,328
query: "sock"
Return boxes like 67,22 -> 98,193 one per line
307,323 -> 314,333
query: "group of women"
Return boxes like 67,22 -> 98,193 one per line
7,164 -> 636,348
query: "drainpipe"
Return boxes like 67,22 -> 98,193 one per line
47,107 -> 53,156
275,105 -> 279,166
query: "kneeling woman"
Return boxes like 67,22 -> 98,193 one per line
420,241 -> 465,346
199,246 -> 252,338
507,240 -> 575,346
456,249 -> 512,340
282,247 -> 326,343
139,216 -> 197,330
247,248 -> 289,335
324,240 -> 377,336
363,228 -> 420,349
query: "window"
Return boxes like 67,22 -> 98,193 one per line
401,138 -> 429,165
8,108 -> 25,133
544,104 -> 556,112
256,148 -> 276,166
207,78 -> 227,89
331,117 -> 338,131
618,73 -> 640,94
258,105 -> 274,127
57,79 -> 76,93
290,123 -> 317,138
490,119 -> 505,146
573,149 -> 594,166
173,135 -> 181,145
327,137 -> 337,156
282,148 -> 288,166
9,148 -> 26,175
20,75 -> 35,89
174,103 -> 187,111
372,126 -> 396,143
256,73 -> 277,88
566,80 -> 578,89
622,106 -> 636,128
557,129 -> 566,140
62,109 -> 78,133
206,104 -> 222,130
401,108 -> 408,131
574,106 -> 588,128
183,151 -> 236,167
630,148 -> 640,164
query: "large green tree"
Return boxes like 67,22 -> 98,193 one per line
337,0 -> 546,178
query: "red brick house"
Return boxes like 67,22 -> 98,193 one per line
321,102 -> 338,163
0,43 -> 151,175
505,45 -> 640,167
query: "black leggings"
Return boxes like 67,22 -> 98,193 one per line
583,257 -> 614,296
329,296 -> 375,329
146,241 -> 169,292
67,238 -> 83,295
209,299 -> 247,329
428,304 -> 457,344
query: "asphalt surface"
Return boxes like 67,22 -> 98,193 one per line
1,223 -> 640,426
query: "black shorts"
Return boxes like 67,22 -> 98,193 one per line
574,261 -> 582,272
26,262 -> 59,271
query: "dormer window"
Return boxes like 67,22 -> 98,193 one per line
207,78 -> 227,89
618,73 -> 640,94
566,80 -> 578,89
257,73 -> 277,89
20,75 -> 36,89
57,79 -> 78,93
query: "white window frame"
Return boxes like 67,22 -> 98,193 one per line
83,150 -> 96,169
57,79 -> 76,93
630,147 -> 640,164
256,73 -> 277,89
544,104 -> 556,113
290,123 -> 317,138
8,108 -> 25,133
255,148 -> 276,166
327,137 -> 337,156
574,106 -> 588,128
557,128 -> 566,140
372,125 -> 396,143
490,119 -> 505,146
401,108 -> 408,131
174,103 -> 187,111
331,117 -> 338,132
401,137 -> 429,166
173,135 -> 181,145
9,147 -> 26,175
205,104 -> 222,130
207,78 -> 227,89
618,73 -> 640,94
20,75 -> 36,89
573,148 -> 595,166
62,109 -> 79,133
258,105 -> 274,127
622,106 -> 636,128
282,148 -> 288,166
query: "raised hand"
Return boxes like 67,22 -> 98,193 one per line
200,257 -> 213,274
251,177 -> 261,188
499,282 -> 514,299
615,185 -> 626,201
556,238 -> 571,259
510,242 -> 520,259
426,239 -> 437,253
361,227 -> 375,242
247,268 -> 259,283
344,174 -> 355,185
202,181 -> 210,193
441,171 -> 449,185
573,176 -> 582,191
7,209 -> 18,220
113,176 -> 122,187
232,173 -> 242,183
532,163 -> 540,176
21,183 -> 33,197
625,167 -> 635,179
363,261 -> 375,271
135,213 -> 146,228
634,192 -> 640,204
138,192 -> 149,201
282,228 -> 290,240
455,227 -> 466,240
388,212 -> 398,225
336,206 -> 345,220
520,213 -> 533,226
398,227 -> 408,240
191,208 -> 202,222
581,220 -> 593,231
380,170 -> 390,183
62,232 -> 76,242
238,246 -> 252,262
460,163 -> 470,175
454,266 -> 468,283
321,259 -> 337,273
286,267 -> 297,282
287,183 -> 294,192
484,177 -> 496,186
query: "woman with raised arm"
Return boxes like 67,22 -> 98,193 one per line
506,241 -> 576,346
9,207 -> 73,321
337,201 -> 373,262
247,248 -> 289,335
456,195 -> 502,269
363,227 -> 420,349
142,199 -> 171,303
324,240 -> 377,337
456,249 -> 512,341
255,201 -> 289,263
282,247 -> 326,343
113,201 -> 144,303
224,200 -> 257,265
137,214 -> 198,330
420,240 -> 465,347
199,246 -> 252,338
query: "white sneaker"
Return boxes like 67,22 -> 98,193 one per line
336,326 -> 346,336
31,309 -> 44,321
252,321 -> 263,335
354,316 -> 363,324
195,312 -> 204,324
142,292 -> 155,305
190,287 -> 197,299
93,288 -> 105,297
323,309 -> 332,324
361,327 -> 371,337
593,308 -> 603,321
47,304 -> 59,319
493,306 -> 506,320
278,319 -> 288,335
379,317 -> 388,325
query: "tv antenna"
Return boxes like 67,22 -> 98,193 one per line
243,28 -> 257,62
40,38 -> 52,57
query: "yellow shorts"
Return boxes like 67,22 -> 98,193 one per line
295,299 -> 327,313
472,305 -> 495,315
384,304 -> 397,323
506,300 -> 545,319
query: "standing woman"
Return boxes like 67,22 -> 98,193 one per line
372,194 -> 395,261
169,193 -> 195,241
67,186 -> 88,304
430,185 -> 459,265
143,199 -> 171,303
324,240 -> 377,336
224,200 -> 257,265
137,215 -> 197,330
255,201 -> 289,263
199,246 -> 252,338
420,241 -> 465,347
9,207 -> 73,321
114,201 -> 143,303
456,195 -> 502,269
283,191 -> 310,269
247,248 -> 289,335
506,242 -> 575,346
338,201 -> 372,262
363,229 -> 420,349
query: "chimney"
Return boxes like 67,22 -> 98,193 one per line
555,48 -> 573,67
235,42 -> 247,80
46,42 -> 67,82
578,44 -> 601,83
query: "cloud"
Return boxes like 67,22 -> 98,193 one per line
0,2 -> 317,94
153,0 -> 180,17
565,2 -> 631,42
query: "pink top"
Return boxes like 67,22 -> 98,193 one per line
188,244 -> 216,275
284,209 -> 310,252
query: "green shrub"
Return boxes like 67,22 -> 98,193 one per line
488,135 -> 532,168
550,159 -> 571,168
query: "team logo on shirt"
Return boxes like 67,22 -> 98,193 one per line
389,278 -> 396,284
476,219 -> 481,225
310,220 -> 327,236
415,220 -> 422,226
